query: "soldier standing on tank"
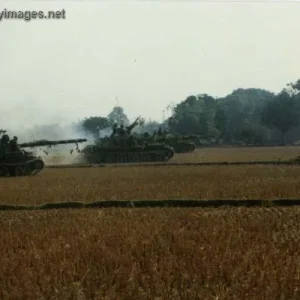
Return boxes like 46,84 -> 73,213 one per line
157,126 -> 163,136
10,136 -> 20,152
1,134 -> 10,153
119,124 -> 126,137
111,123 -> 118,136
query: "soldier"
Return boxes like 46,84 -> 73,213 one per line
1,134 -> 9,145
111,123 -> 118,136
118,124 -> 126,137
0,134 -> 10,155
10,136 -> 20,152
157,126 -> 163,136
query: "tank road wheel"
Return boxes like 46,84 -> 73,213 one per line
0,166 -> 9,177
132,154 -> 139,163
126,153 -> 133,163
31,159 -> 45,176
165,149 -> 174,161
105,154 -> 113,164
140,154 -> 145,162
112,154 -> 118,163
23,163 -> 34,176
189,144 -> 196,152
7,166 -> 21,177
121,153 -> 128,163
141,153 -> 150,162
127,153 -> 134,162
119,154 -> 126,163
125,153 -> 129,163
12,166 -> 25,176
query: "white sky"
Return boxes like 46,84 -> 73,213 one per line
1,1 -> 300,129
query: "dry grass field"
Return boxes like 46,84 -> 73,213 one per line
1,146 -> 300,299
44,146 -> 300,165
1,207 -> 300,299
1,165 -> 300,205
170,146 -> 300,163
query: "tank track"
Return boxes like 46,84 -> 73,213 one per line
0,158 -> 44,177
172,142 -> 196,153
83,147 -> 174,164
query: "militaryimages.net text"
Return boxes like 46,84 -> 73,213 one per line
0,9 -> 66,22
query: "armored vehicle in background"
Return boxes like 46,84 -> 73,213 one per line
144,128 -> 197,153
81,117 -> 175,164
156,134 -> 196,153
0,129 -> 87,176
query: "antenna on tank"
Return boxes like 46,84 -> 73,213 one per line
162,109 -> 166,124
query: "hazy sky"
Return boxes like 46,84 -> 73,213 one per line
1,1 -> 300,130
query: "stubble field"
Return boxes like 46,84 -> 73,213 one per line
170,145 -> 300,163
1,147 -> 300,299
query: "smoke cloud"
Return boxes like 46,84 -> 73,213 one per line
20,123 -> 93,165
0,101 -> 93,165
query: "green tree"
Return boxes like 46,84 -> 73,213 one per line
107,106 -> 129,126
167,94 -> 218,136
261,91 -> 300,145
214,104 -> 227,139
168,114 -> 201,135
81,116 -> 109,138
219,88 -> 274,143
287,79 -> 300,93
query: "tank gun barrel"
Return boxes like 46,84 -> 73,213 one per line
18,138 -> 87,148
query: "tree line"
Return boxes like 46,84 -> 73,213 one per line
80,79 -> 300,146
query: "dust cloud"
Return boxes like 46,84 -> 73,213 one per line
20,123 -> 92,165
0,102 -> 94,165
21,123 -> 92,165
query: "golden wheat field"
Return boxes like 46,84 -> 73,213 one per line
1,147 -> 300,299
169,146 -> 300,163
1,207 -> 300,299
1,165 -> 300,205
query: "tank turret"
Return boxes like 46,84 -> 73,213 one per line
0,130 -> 87,176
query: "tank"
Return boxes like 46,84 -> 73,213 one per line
0,130 -> 87,176
150,130 -> 197,153
81,117 -> 175,164
167,135 -> 196,153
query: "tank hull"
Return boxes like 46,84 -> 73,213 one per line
170,142 -> 196,153
0,135 -> 86,177
0,153 -> 44,177
154,135 -> 197,154
82,145 -> 175,164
